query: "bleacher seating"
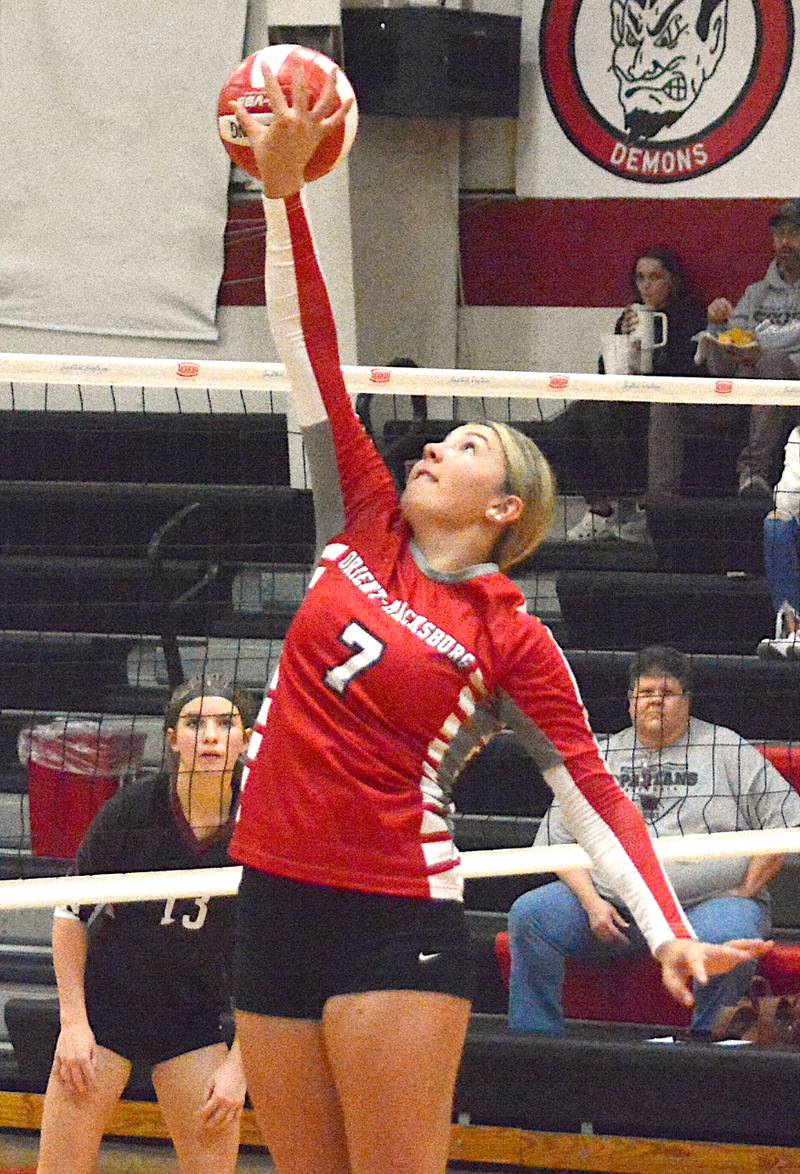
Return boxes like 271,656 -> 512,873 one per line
0,411 -> 314,719
492,932 -> 800,1028
647,495 -> 767,575
564,649 -> 800,741
0,479 -> 312,632
454,1014 -> 800,1147
556,567 -> 773,655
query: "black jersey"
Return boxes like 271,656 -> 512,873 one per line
72,773 -> 236,1020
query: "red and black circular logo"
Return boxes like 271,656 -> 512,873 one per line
540,0 -> 793,183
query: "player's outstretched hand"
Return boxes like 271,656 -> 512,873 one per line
654,937 -> 773,1007
232,52 -> 354,199
199,1046 -> 247,1131
52,1020 -> 98,1096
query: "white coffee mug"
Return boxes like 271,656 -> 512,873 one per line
601,334 -> 640,375
630,304 -> 668,373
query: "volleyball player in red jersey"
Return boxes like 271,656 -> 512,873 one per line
230,60 -> 768,1174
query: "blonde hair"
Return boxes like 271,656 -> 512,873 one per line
485,421 -> 557,571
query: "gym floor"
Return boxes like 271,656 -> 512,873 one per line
0,1133 -> 530,1173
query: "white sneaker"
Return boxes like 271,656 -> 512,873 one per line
757,601 -> 800,659
567,508 -> 618,542
618,507 -> 649,544
739,472 -> 773,499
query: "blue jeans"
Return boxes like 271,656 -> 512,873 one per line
508,881 -> 769,1035
764,514 -> 800,615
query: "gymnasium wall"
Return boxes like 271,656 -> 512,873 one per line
455,0 -> 799,391
0,0 -> 797,395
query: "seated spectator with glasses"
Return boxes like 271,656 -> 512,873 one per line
508,645 -> 800,1036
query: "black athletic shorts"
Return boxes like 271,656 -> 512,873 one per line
86,989 -> 224,1068
234,869 -> 476,1019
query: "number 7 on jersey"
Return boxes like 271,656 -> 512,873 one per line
324,621 -> 385,695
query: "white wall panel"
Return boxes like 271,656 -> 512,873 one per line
348,117 -> 460,367
458,305 -> 616,419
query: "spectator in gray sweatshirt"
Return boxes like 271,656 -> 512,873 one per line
706,199 -> 800,498
508,645 -> 800,1036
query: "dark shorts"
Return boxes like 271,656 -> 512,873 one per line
234,869 -> 476,1020
87,992 -> 224,1068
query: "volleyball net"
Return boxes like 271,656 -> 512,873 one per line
1,351 -> 800,905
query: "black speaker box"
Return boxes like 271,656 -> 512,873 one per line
341,7 -> 521,117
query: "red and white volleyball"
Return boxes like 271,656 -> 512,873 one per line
217,44 -> 358,182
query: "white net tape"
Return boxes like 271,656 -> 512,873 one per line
1,828 -> 799,909
2,350 -> 799,404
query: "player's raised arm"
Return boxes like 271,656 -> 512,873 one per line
233,55 -> 397,529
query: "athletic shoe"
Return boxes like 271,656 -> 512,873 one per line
566,509 -> 618,542
739,472 -> 773,500
618,507 -> 649,544
757,635 -> 800,660
757,602 -> 800,660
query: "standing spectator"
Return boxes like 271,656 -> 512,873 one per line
706,199 -> 800,498
509,646 -> 800,1036
758,424 -> 800,659
565,249 -> 709,543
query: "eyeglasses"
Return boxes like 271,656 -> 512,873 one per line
629,689 -> 689,701
771,225 -> 800,242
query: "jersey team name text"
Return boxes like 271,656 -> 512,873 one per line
336,547 -> 476,671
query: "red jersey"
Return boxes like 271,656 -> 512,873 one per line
230,194 -> 692,953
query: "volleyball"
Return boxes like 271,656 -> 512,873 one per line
217,44 -> 359,182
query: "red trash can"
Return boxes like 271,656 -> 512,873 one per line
19,719 -> 146,859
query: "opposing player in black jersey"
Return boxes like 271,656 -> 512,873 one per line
36,677 -> 253,1174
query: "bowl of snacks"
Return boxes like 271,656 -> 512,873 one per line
715,327 -> 759,351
